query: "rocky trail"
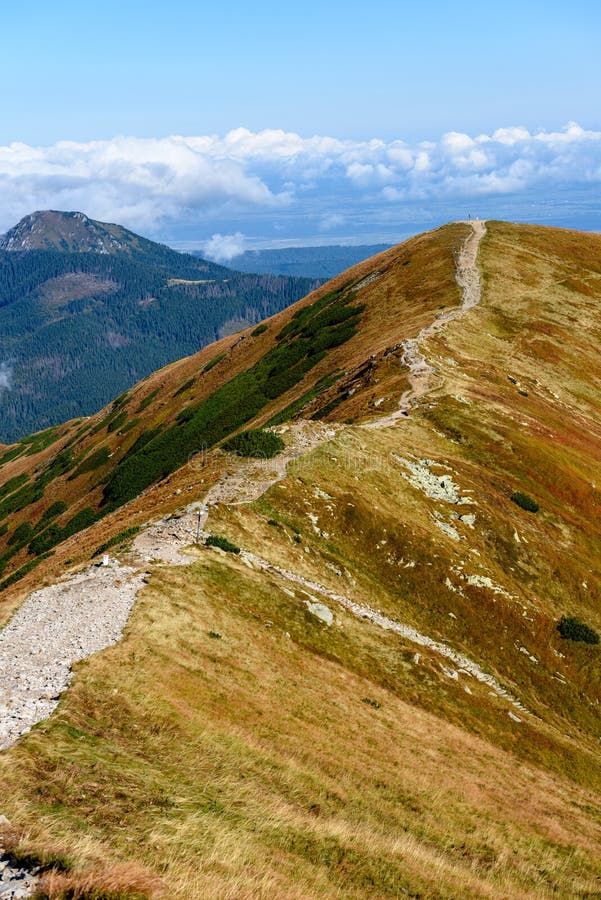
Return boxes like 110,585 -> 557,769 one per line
0,223 -> 496,896
365,219 -> 486,427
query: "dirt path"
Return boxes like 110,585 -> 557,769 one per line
133,420 -> 338,565
365,219 -> 486,427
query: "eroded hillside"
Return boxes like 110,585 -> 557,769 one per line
0,221 -> 600,899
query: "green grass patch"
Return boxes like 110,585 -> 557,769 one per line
0,552 -> 53,591
202,352 -> 227,373
557,616 -> 599,645
223,429 -> 284,459
251,323 -> 268,336
135,388 -> 160,413
68,447 -> 111,481
0,473 -> 29,500
510,491 -> 539,513
92,526 -> 141,557
205,534 -> 240,554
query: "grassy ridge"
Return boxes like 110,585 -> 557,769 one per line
0,222 -> 600,896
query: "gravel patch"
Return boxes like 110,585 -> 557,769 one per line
0,559 -> 143,750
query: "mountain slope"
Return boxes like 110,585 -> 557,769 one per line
0,221 -> 600,898
0,211 -> 321,441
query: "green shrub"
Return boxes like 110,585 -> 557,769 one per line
0,522 -> 8,537
20,426 -> 60,456
29,507 -> 98,556
102,283 -> 364,508
92,526 -> 141,557
0,473 -> 29,500
35,448 -> 75,488
557,616 -> 599,645
107,411 -> 128,433
0,552 -> 53,591
174,377 -> 195,397
118,417 -> 141,435
205,534 -> 240,554
68,447 -> 111,480
223,429 -> 285,459
112,391 -> 130,410
0,445 -> 24,466
0,481 -> 44,521
361,697 -> 381,709
8,521 -> 34,547
251,323 -> 268,336
203,352 -> 227,373
135,388 -> 160,413
266,371 -> 343,426
510,491 -> 539,513
39,501 -> 68,525
312,395 -> 345,420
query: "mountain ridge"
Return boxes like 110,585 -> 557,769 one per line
0,220 -> 600,898
0,210 -> 188,260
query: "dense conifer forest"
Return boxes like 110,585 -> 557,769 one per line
0,246 -> 320,440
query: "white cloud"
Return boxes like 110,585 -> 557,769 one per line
0,122 -> 598,237
203,232 -> 246,262
319,213 -> 346,232
0,362 -> 13,391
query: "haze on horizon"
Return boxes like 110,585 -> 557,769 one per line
0,0 -> 599,256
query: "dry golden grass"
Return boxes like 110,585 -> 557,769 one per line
2,553 -> 601,898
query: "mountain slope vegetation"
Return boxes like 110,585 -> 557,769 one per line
0,221 -> 600,899
0,211 -> 321,441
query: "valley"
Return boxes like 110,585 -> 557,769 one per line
0,212 -> 321,442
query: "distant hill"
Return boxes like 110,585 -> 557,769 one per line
200,243 -> 392,279
1,210 -> 196,261
0,211 -> 321,441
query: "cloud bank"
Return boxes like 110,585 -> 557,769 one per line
203,231 -> 247,262
0,122 -> 599,238
0,362 -> 13,391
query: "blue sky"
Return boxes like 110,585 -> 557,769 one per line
0,0 -> 599,250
